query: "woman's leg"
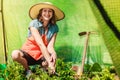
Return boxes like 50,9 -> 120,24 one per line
11,50 -> 29,70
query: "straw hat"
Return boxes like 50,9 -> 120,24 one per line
29,2 -> 65,21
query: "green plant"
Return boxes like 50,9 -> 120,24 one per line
81,63 -> 115,80
4,62 -> 26,80
1,59 -> 75,80
0,59 -> 116,80
91,68 -> 115,80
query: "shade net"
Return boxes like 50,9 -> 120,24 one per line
0,0 -> 120,76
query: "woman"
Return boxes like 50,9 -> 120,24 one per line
11,2 -> 65,77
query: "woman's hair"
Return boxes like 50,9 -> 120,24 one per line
37,8 -> 56,25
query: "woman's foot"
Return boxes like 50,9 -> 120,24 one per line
25,70 -> 32,78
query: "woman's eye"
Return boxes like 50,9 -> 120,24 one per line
43,10 -> 47,12
49,10 -> 52,12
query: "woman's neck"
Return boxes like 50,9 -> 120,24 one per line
43,20 -> 49,28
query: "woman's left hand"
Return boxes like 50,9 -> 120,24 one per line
50,53 -> 56,66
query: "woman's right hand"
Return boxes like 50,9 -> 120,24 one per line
48,59 -> 55,74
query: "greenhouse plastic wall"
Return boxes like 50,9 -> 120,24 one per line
0,0 -> 120,77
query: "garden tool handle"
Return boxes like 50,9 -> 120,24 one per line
77,32 -> 90,76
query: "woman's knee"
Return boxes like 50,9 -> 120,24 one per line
11,50 -> 21,60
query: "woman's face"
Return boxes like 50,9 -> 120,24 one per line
41,8 -> 53,21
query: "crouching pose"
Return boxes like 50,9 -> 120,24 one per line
11,2 -> 65,77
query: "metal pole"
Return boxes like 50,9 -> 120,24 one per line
1,0 -> 8,63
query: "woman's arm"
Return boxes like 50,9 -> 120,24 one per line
47,33 -> 57,66
30,27 -> 51,63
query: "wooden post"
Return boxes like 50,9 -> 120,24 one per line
1,0 -> 8,63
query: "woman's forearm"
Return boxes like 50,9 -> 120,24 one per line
38,43 -> 52,63
30,27 -> 51,63
47,47 -> 57,64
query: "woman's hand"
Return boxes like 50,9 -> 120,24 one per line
47,53 -> 56,74
50,53 -> 56,66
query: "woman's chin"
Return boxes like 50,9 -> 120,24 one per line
43,17 -> 51,21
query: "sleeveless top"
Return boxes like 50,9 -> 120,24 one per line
21,19 -> 59,60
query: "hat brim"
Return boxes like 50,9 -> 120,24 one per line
29,2 -> 65,21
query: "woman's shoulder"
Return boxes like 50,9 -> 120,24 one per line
49,24 -> 58,28
51,23 -> 58,27
29,19 -> 42,28
49,24 -> 59,32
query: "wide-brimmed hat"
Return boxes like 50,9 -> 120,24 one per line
29,2 -> 65,21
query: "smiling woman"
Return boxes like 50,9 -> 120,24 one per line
11,2 -> 65,78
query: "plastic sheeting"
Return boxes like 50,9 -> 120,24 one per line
0,0 -> 118,68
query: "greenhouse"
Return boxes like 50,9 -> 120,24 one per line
0,0 -> 120,80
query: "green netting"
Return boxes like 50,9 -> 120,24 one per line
88,0 -> 120,77
0,0 -> 113,64
0,0 -> 120,76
